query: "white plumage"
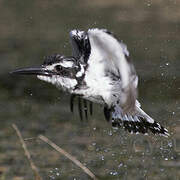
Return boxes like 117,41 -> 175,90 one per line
86,29 -> 137,111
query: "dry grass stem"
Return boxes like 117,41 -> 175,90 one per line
12,124 -> 42,180
38,135 -> 98,180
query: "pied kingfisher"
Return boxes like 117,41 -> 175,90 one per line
11,28 -> 169,136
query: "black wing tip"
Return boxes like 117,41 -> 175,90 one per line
111,118 -> 169,137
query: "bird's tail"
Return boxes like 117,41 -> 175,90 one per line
109,102 -> 169,137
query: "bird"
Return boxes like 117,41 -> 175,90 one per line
11,28 -> 169,137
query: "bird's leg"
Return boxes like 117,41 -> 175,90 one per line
83,99 -> 88,120
89,102 -> 93,116
70,94 -> 76,113
103,106 -> 112,122
69,95 -> 93,121
70,95 -> 84,120
78,97 -> 83,121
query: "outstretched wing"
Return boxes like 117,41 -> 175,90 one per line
69,29 -> 91,64
87,28 -> 138,113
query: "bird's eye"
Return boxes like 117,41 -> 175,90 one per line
55,65 -> 63,72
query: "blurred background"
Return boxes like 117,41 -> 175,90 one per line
0,0 -> 180,179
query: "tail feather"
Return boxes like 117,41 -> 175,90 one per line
110,105 -> 169,137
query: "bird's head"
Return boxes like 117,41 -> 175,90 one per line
11,54 -> 84,92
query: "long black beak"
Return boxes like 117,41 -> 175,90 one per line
10,66 -> 56,76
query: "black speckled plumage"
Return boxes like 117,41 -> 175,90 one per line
43,54 -> 64,65
112,116 -> 168,135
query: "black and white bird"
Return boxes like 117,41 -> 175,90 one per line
11,28 -> 169,136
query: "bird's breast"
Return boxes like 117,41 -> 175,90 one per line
76,71 -> 117,106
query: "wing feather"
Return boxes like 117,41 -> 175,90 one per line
88,28 -> 138,112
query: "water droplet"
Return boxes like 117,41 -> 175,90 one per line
96,148 -> 100,152
49,175 -> 55,179
118,163 -> 123,168
160,168 -> 164,172
108,130 -> 113,136
92,142 -> 96,146
168,142 -> 173,147
100,155 -> 104,161
110,170 -> 118,176
104,148 -> 109,153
